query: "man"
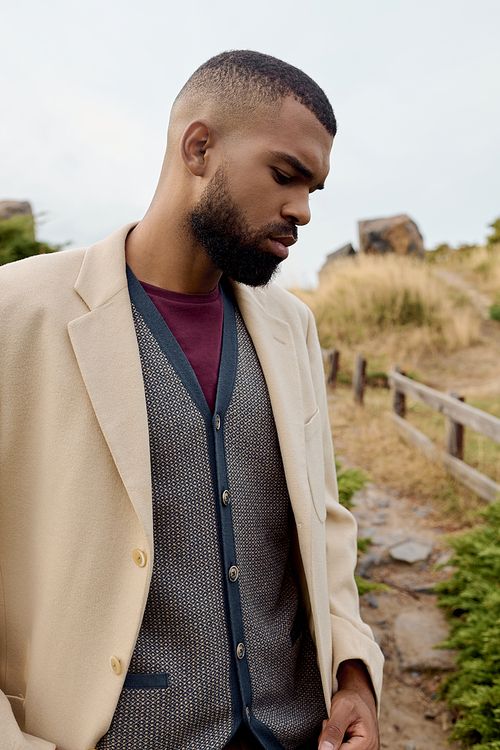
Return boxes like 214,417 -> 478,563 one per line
0,51 -> 383,750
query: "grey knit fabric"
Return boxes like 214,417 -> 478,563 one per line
226,313 -> 326,748
97,299 -> 326,750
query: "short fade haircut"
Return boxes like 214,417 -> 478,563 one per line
175,50 -> 336,137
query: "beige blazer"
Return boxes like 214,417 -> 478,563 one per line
0,224 -> 383,750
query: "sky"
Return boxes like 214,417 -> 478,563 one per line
1,0 -> 499,287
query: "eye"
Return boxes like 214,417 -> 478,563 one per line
273,168 -> 293,185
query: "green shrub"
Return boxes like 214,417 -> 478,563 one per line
487,217 -> 500,247
490,304 -> 500,322
436,502 -> 500,748
0,214 -> 60,265
336,461 -> 367,511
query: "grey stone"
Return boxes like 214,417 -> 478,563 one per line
390,540 -> 433,563
357,551 -> 384,577
414,506 -> 430,518
394,609 -> 456,672
411,584 -> 437,594
376,498 -> 391,508
318,243 -> 356,282
0,200 -> 33,220
358,214 -> 425,258
435,549 -> 454,566
368,528 -> 406,548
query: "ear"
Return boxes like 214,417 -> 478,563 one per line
180,119 -> 216,177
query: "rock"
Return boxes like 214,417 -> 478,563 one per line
435,549 -> 454,566
358,215 -> 425,258
413,505 -> 431,518
319,243 -> 356,282
357,551 -> 384,577
394,608 -> 456,671
411,584 -> 437,594
390,540 -> 433,563
0,200 -> 33,221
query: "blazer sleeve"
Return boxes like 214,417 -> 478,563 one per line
0,693 -> 56,750
304,306 -> 384,709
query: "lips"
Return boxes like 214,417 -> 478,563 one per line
268,235 -> 297,259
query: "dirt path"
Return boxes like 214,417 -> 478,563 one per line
436,268 -> 493,319
352,484 -> 460,750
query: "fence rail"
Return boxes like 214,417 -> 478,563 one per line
388,370 -> 500,445
388,368 -> 500,503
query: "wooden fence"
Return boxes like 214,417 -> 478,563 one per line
388,367 -> 500,503
325,349 -> 500,503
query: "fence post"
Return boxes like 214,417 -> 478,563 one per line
392,365 -> 406,418
353,354 -> 366,405
327,349 -> 340,387
445,389 -> 465,460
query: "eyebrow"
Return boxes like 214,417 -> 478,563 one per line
269,150 -> 325,190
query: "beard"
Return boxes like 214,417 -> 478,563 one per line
188,164 -> 297,287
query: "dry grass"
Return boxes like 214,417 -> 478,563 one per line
293,254 -> 483,367
291,249 -> 499,527
429,243 -> 500,301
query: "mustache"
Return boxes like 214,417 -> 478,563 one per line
264,222 -> 298,241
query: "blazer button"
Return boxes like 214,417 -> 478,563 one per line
133,548 -> 147,567
109,655 -> 122,675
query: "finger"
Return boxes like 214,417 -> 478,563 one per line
318,720 -> 349,750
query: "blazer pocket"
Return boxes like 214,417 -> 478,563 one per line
304,408 -> 326,523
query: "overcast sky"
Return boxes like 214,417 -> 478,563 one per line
1,0 -> 499,287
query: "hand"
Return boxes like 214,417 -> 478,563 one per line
318,659 -> 379,750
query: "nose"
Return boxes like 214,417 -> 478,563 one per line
282,191 -> 311,226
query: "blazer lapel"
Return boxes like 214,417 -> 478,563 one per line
67,225 -> 153,546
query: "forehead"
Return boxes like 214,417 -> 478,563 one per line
243,97 -> 333,180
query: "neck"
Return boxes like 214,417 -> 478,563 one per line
125,192 -> 222,295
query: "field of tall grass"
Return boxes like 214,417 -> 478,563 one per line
293,253 -> 483,365
290,247 -> 500,526
428,243 -> 500,301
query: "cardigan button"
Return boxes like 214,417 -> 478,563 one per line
109,655 -> 122,675
215,414 -> 221,430
133,549 -> 147,567
222,490 -> 230,506
228,566 -> 239,582
236,643 -> 245,660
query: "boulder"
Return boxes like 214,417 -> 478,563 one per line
0,200 -> 33,221
358,215 -> 425,258
319,243 -> 356,282
394,608 -> 456,672
390,539 -> 433,564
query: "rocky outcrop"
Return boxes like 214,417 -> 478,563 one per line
319,243 -> 356,282
358,215 -> 425,258
0,200 -> 33,221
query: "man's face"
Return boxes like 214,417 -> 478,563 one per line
188,97 -> 333,287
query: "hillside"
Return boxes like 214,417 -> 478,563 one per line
291,239 -> 500,749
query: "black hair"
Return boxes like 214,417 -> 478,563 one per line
177,50 -> 336,137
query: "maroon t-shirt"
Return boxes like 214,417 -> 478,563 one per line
140,281 -> 223,413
